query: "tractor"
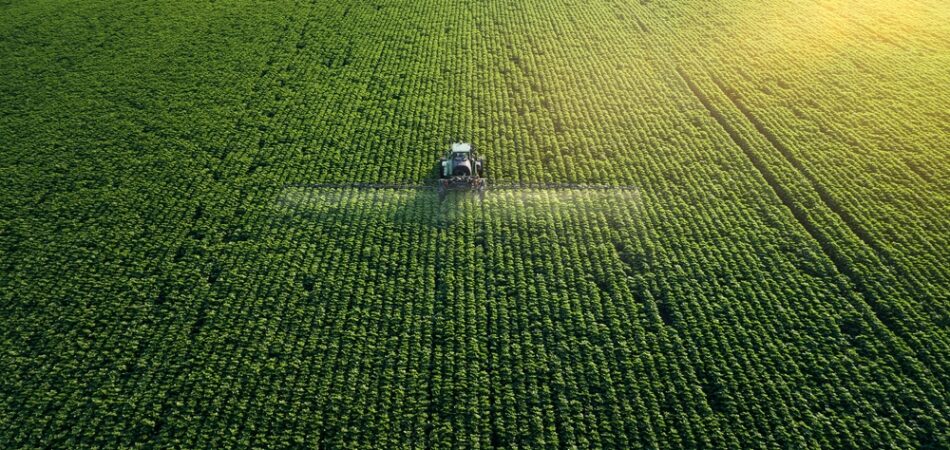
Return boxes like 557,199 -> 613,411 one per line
439,142 -> 486,199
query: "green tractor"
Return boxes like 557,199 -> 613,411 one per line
439,142 -> 486,199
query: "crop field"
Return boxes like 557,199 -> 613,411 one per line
1,0 -> 948,448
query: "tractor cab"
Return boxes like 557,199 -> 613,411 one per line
442,143 -> 477,177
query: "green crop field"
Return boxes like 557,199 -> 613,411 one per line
1,0 -> 948,448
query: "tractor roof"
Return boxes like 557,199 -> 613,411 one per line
451,142 -> 471,153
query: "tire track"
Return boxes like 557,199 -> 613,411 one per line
676,67 -> 950,410
708,75 -> 944,308
674,66 -> 898,335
